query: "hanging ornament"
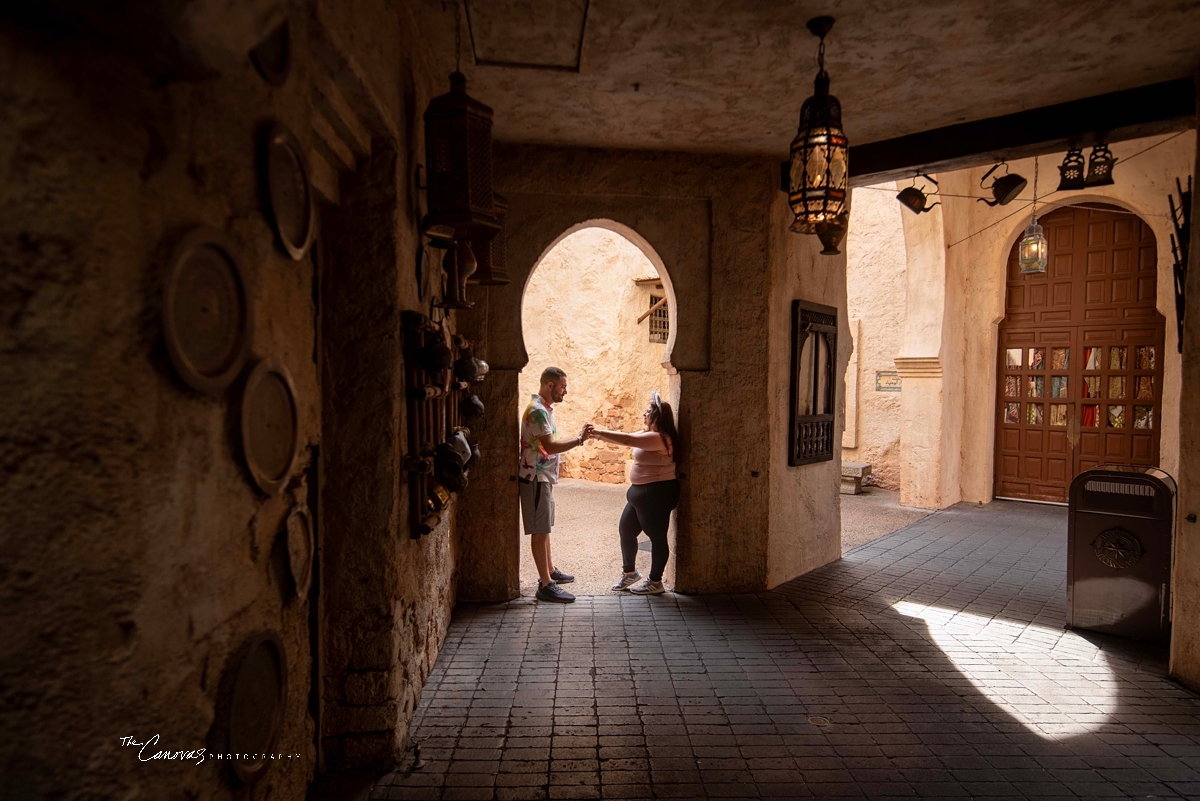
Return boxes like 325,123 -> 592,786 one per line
787,16 -> 849,255
1085,141 -> 1117,187
1019,157 -> 1048,275
1056,145 -> 1086,191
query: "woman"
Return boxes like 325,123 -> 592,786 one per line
588,392 -> 680,595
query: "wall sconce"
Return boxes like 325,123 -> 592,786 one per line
1056,145 -> 1086,191
1085,142 -> 1117,187
787,16 -> 849,256
977,162 -> 1027,207
896,174 -> 940,214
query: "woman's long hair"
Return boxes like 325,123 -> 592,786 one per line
647,392 -> 680,464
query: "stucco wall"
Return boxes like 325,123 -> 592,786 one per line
519,228 -> 670,483
946,133 -> 1192,505
842,182 -> 907,489
0,3 -> 458,797
454,144 -> 844,597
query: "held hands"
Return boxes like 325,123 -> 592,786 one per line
579,423 -> 596,444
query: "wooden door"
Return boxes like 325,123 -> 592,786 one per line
994,205 -> 1163,503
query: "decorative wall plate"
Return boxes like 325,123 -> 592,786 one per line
1092,527 -> 1143,570
264,124 -> 315,261
240,358 -> 300,495
225,632 -> 287,784
285,503 -> 314,601
250,21 -> 291,87
162,227 -> 253,393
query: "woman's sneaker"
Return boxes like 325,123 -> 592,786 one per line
535,580 -> 575,603
629,579 -> 665,595
611,570 -> 641,591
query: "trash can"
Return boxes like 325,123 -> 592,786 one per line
1067,465 -> 1176,641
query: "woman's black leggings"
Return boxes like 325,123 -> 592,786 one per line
620,479 -> 680,581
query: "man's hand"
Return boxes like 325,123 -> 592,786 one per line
580,423 -> 595,442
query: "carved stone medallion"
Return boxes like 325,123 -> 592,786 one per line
285,503 -> 314,601
225,632 -> 287,784
162,227 -> 252,393
240,358 -> 300,495
1092,527 -> 1143,569
264,123 -> 314,261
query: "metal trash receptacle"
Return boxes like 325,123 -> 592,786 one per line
1067,465 -> 1176,641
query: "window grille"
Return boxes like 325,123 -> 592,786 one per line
648,295 -> 669,344
789,300 -> 838,466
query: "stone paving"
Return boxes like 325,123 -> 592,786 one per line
374,501 -> 1200,799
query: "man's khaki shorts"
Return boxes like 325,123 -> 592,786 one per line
519,478 -> 555,534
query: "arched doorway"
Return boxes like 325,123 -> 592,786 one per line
516,223 -> 679,594
994,204 -> 1165,503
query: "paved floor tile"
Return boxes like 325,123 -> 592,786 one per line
375,501 -> 1200,799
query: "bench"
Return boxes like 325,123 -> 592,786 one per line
841,461 -> 872,495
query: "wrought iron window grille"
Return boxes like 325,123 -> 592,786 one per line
789,300 -> 838,466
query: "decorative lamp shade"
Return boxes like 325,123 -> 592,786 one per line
423,72 -> 501,242
1057,147 -> 1086,191
1019,219 -> 1048,274
469,194 -> 510,285
1085,143 -> 1117,187
788,71 -> 848,238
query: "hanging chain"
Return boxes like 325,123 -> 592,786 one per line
1031,157 -> 1039,219
454,2 -> 462,73
817,37 -> 825,72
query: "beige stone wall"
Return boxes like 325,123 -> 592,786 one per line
841,182 -> 907,489
519,228 -> 670,483
0,3 -> 459,796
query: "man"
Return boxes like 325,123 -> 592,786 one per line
520,366 -> 591,603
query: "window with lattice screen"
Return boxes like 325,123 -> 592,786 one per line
648,295 -> 669,344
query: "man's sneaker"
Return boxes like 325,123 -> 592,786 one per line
536,580 -> 575,603
629,579 -> 665,595
611,570 -> 641,591
550,568 -> 575,584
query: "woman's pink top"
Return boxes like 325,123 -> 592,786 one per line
630,436 -> 676,484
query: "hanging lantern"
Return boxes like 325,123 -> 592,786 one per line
468,194 -> 510,285
422,71 -> 501,243
1056,145 -> 1086,191
788,16 -> 848,255
1019,158 -> 1048,275
1085,142 -> 1117,187
1019,219 -> 1048,274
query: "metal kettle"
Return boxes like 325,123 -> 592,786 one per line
977,163 -> 1027,207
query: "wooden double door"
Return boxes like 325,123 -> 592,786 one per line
994,205 -> 1164,503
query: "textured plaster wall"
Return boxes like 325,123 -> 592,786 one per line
0,2 -> 458,797
842,182 -> 907,489
454,144 -> 843,596
1171,79 -> 1200,690
519,228 -> 670,483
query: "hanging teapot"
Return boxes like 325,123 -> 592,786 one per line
977,163 -> 1027,207
896,174 -> 940,214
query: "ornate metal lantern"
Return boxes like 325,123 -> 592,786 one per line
1019,158 -> 1048,275
468,194 -> 510,285
788,16 -> 848,255
1085,142 -> 1117,187
422,71 -> 500,242
1057,145 -> 1086,191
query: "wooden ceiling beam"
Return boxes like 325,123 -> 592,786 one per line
779,78 -> 1195,190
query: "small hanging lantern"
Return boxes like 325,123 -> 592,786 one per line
896,174 -> 940,215
421,5 -> 499,243
1019,158 -> 1048,275
788,16 -> 849,255
1085,141 -> 1117,187
1056,145 -> 1086,191
468,194 -> 510,285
